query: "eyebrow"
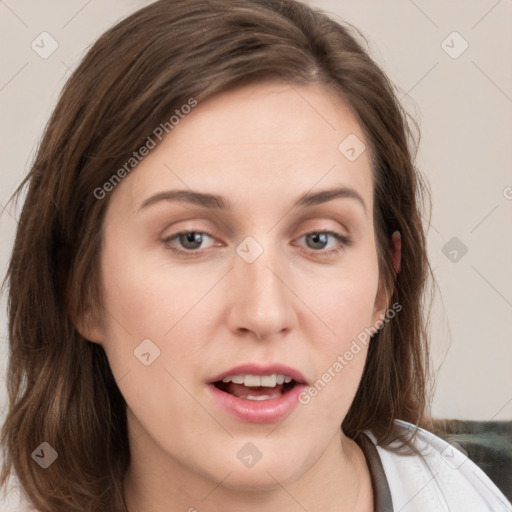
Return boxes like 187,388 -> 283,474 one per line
138,186 -> 367,216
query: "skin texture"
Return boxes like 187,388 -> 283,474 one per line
80,81 -> 397,512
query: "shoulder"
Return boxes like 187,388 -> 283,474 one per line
364,419 -> 512,512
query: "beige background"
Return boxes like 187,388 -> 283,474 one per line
1,0 -> 511,457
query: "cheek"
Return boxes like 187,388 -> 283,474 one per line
304,251 -> 380,349
100,231 -> 210,340
97,230 -> 216,400
296,254 -> 380,417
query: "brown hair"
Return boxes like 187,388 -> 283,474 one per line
1,0 -> 434,510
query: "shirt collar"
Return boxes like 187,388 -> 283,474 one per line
354,431 -> 394,512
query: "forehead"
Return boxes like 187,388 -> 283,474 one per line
120,80 -> 374,215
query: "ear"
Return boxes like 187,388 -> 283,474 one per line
73,305 -> 105,345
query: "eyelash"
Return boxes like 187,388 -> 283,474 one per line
161,229 -> 352,258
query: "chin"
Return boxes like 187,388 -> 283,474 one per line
194,439 -> 317,492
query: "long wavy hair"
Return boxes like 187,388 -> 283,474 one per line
1,0 -> 434,510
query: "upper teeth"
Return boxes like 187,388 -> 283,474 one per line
221,374 -> 293,387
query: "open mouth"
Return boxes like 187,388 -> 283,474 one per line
208,366 -> 307,422
213,374 -> 298,401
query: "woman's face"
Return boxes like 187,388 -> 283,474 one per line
86,81 -> 388,491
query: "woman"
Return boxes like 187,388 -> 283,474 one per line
1,0 -> 509,511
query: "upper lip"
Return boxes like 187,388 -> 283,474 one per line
208,363 -> 308,385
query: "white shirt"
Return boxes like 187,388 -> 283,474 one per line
362,419 -> 512,511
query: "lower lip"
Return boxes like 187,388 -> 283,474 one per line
208,383 -> 306,424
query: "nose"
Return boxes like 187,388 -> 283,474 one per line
225,239 -> 297,341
